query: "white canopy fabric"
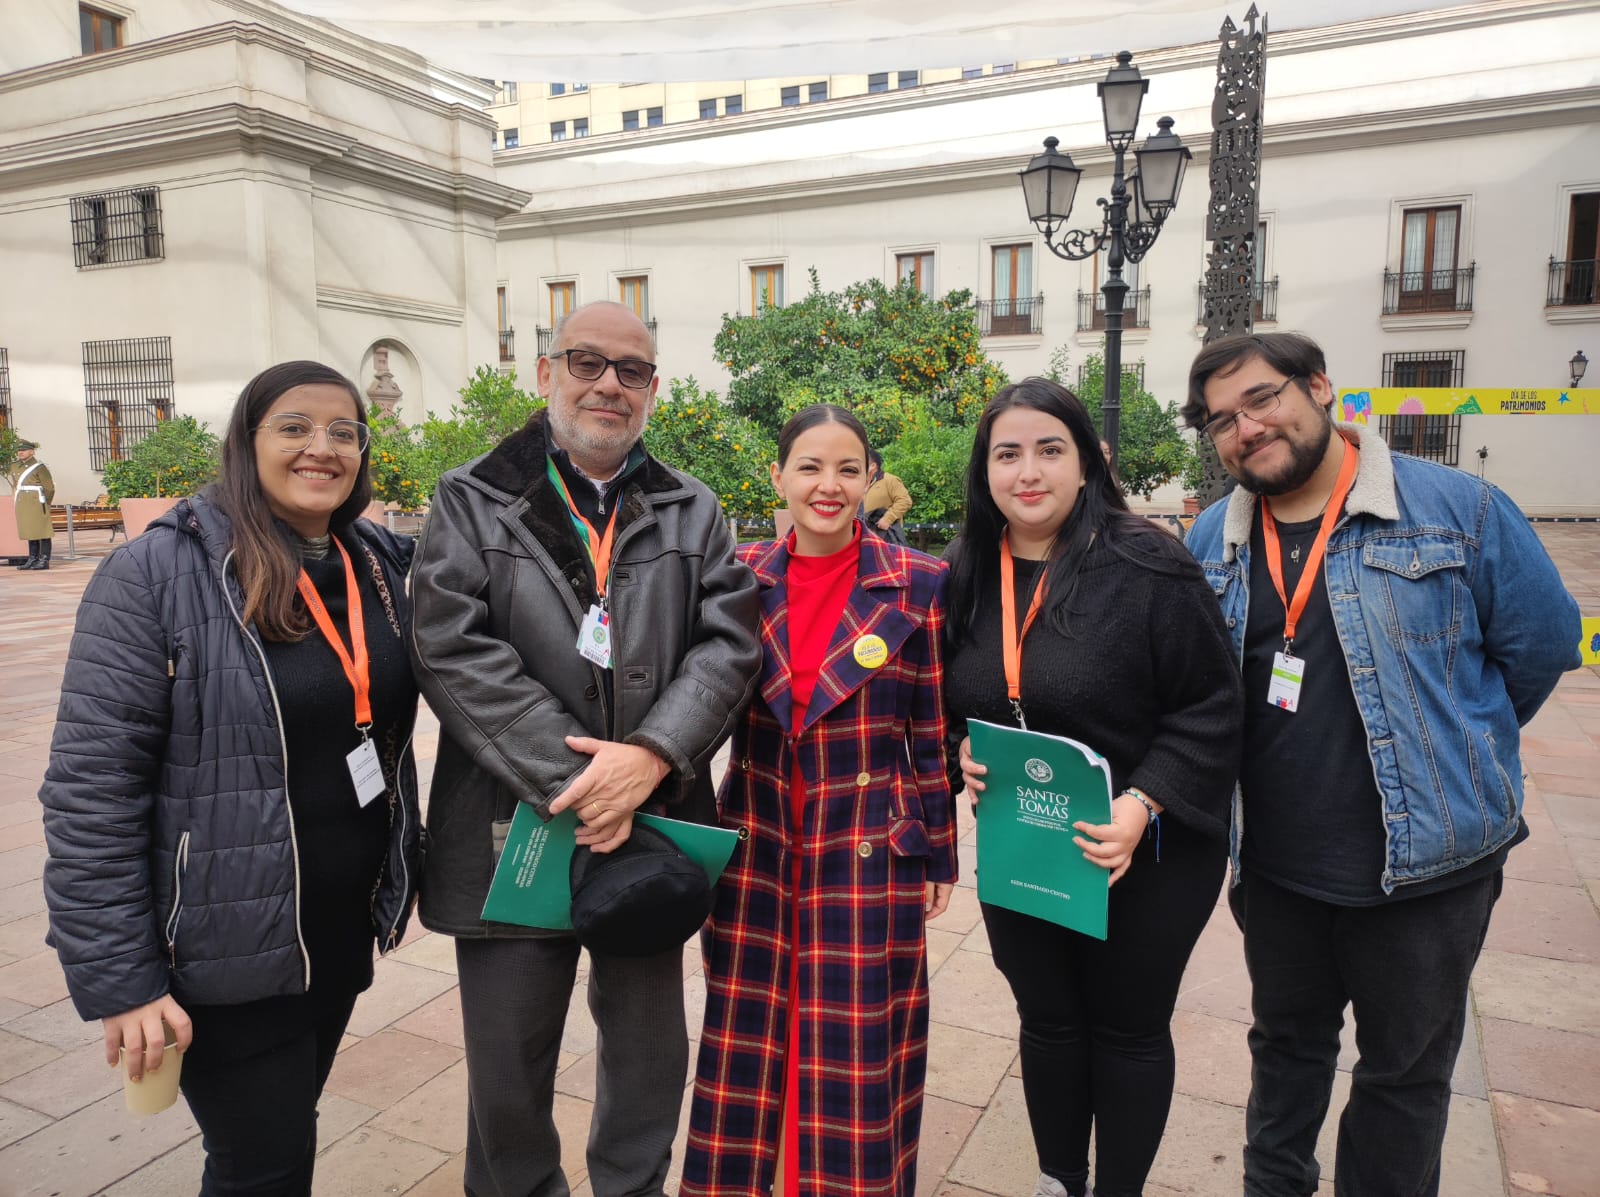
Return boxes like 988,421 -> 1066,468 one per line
278,0 -> 1457,82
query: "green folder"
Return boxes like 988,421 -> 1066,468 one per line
480,804 -> 742,930
967,718 -> 1114,940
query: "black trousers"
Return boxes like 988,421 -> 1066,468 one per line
178,992 -> 357,1197
982,823 -> 1226,1197
1230,869 -> 1502,1197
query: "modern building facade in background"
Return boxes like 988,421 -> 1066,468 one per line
2,0 -> 1596,512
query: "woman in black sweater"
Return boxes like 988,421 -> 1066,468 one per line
943,379 -> 1242,1197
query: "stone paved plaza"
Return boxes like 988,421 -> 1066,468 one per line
0,526 -> 1596,1196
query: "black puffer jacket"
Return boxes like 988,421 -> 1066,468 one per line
41,497 -> 421,1021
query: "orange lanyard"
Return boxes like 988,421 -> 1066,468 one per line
295,538 -> 372,732
1260,442 -> 1360,652
547,461 -> 619,600
999,531 -> 1049,728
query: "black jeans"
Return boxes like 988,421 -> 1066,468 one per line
178,992 -> 358,1197
983,823 -> 1226,1197
1230,869 -> 1502,1197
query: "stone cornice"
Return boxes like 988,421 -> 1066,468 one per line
498,85 -> 1600,236
0,103 -> 531,218
316,285 -> 464,325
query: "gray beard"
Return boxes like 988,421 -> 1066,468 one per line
1237,418 -> 1332,497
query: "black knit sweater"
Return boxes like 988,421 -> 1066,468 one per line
943,530 -> 1243,841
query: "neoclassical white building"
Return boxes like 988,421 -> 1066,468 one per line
2,0 -> 1596,512
489,0 -> 1600,514
0,0 -> 527,501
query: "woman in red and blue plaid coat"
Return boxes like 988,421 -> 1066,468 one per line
683,405 -> 958,1197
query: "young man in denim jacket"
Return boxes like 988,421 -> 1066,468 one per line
1183,332 -> 1580,1197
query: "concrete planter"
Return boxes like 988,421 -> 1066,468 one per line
0,496 -> 29,561
119,496 -> 182,540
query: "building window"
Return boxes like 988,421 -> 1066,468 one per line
808,81 -> 828,103
1550,191 -> 1599,307
962,66 -> 983,80
622,110 -> 640,131
550,83 -> 566,96
896,252 -> 934,297
1080,252 -> 1148,330
1386,204 -> 1471,313
993,63 -> 1016,74
1379,350 -> 1463,466
898,71 -> 919,88
781,86 -> 800,107
500,81 -> 518,104
725,94 -> 742,115
646,106 -> 663,127
82,336 -> 175,470
550,121 -> 567,141
79,5 -> 123,55
868,72 -> 889,94
497,285 -> 514,362
549,281 -> 576,326
618,275 -> 650,321
751,264 -> 784,311
503,127 -> 519,149
988,244 -> 1039,334
71,186 -> 163,268
0,348 -> 10,429
574,118 -> 589,138
573,83 -> 588,92
700,98 -> 718,120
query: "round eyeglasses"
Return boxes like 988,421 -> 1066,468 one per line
1200,376 -> 1302,443
551,349 -> 657,390
255,413 -> 371,457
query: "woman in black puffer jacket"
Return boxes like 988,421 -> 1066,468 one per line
41,361 -> 421,1196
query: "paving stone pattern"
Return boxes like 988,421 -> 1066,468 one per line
0,527 -> 1596,1195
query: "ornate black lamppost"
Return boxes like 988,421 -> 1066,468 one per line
1019,51 -> 1191,465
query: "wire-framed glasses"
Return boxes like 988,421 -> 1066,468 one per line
255,413 -> 371,457
1200,376 -> 1302,443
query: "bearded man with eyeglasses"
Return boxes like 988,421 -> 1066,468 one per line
409,301 -> 761,1197
1182,332 -> 1580,1197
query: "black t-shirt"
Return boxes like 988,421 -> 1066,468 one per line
1238,506 -> 1513,904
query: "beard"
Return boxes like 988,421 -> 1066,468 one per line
546,394 -> 647,470
1234,416 -> 1332,496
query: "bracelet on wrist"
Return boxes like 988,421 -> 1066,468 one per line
1121,788 -> 1161,862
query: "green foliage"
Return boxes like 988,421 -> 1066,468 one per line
103,416 -> 220,502
881,419 -> 975,524
0,426 -> 22,491
714,272 -> 1003,436
1064,351 -> 1200,501
643,378 -> 777,521
369,366 -> 542,504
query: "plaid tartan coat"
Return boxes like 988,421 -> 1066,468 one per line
683,531 -> 958,1197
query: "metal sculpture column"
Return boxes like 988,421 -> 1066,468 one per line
1198,6 -> 1268,504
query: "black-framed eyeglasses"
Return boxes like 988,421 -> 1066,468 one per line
1201,376 -> 1302,443
551,349 -> 657,390
254,413 -> 371,457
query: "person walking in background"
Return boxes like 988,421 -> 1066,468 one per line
944,378 -> 1243,1197
41,361 -> 422,1195
1183,331 -> 1581,1197
864,448 -> 913,545
684,404 -> 956,1197
9,438 -> 55,570
409,300 -> 761,1197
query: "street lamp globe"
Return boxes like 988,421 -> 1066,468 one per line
1132,116 -> 1193,216
1020,136 -> 1083,236
1097,50 -> 1148,149
1571,350 -> 1589,388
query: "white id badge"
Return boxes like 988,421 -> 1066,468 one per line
1267,651 -> 1306,713
577,604 -> 613,669
346,738 -> 387,807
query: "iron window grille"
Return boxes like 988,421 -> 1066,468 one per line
0,348 -> 11,429
1378,349 -> 1463,466
1077,287 -> 1151,331
71,187 -> 163,268
977,294 -> 1044,336
1381,264 -> 1475,314
498,329 -> 515,362
83,337 -> 175,470
1548,257 -> 1599,307
1077,361 -> 1145,393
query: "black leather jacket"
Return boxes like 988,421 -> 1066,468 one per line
409,413 -> 761,937
42,498 -> 420,1019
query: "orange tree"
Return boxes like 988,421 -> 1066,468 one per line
642,378 -> 777,522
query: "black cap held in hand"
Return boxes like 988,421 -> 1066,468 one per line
569,823 -> 713,957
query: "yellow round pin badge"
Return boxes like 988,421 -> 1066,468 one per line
853,634 -> 888,669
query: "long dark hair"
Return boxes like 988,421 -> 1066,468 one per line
206,361 -> 372,642
776,403 -> 871,467
947,377 -> 1182,645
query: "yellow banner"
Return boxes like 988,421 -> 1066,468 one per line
1336,388 -> 1600,423
1582,617 -> 1600,668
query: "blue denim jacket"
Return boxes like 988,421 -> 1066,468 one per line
1186,423 -> 1581,893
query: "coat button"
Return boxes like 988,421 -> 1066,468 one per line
856,771 -> 872,787
740,759 -> 751,771
857,840 -> 873,858
584,684 -> 598,700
